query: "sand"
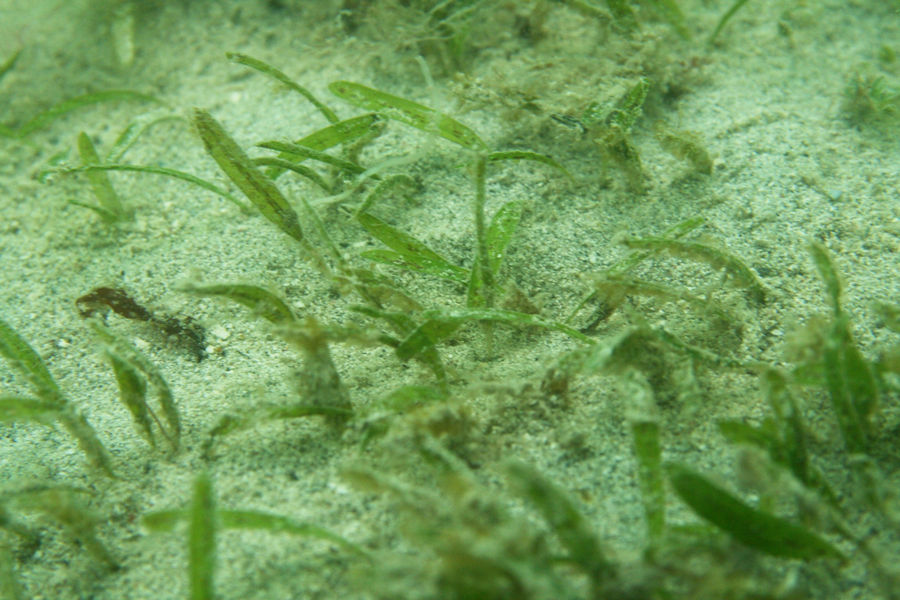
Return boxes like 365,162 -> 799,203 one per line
0,0 -> 898,598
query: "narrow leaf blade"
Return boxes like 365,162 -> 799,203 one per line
257,140 -> 366,175
106,113 -> 184,163
709,0 -> 751,43
77,132 -> 127,222
668,463 -> 844,560
17,90 -> 162,137
631,420 -> 665,541
329,80 -> 487,151
142,509 -> 187,532
219,510 -> 366,556
227,52 -> 338,123
487,150 -> 572,180
396,308 -> 590,360
808,242 -> 843,316
181,283 -> 296,324
646,0 -> 691,39
189,473 -> 216,600
0,395 -> 60,424
621,237 -> 769,305
56,409 -> 117,478
0,316 -> 63,404
90,321 -> 180,448
357,212 -> 467,282
67,163 -> 250,214
507,461 -> 614,583
295,113 -> 382,151
193,109 -> 304,242
0,48 -> 22,84
107,351 -> 155,446
485,200 -> 523,274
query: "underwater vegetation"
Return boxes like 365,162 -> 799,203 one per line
842,69 -> 900,128
1,0 -> 899,598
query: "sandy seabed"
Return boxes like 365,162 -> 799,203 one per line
0,1 -> 898,598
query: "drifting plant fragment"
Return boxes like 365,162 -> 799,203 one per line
567,217 -> 705,330
76,286 -> 206,361
279,317 -> 354,424
654,124 -> 713,175
620,236 -> 769,305
582,78 -> 650,192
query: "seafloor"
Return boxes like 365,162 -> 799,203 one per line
0,1 -> 898,598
